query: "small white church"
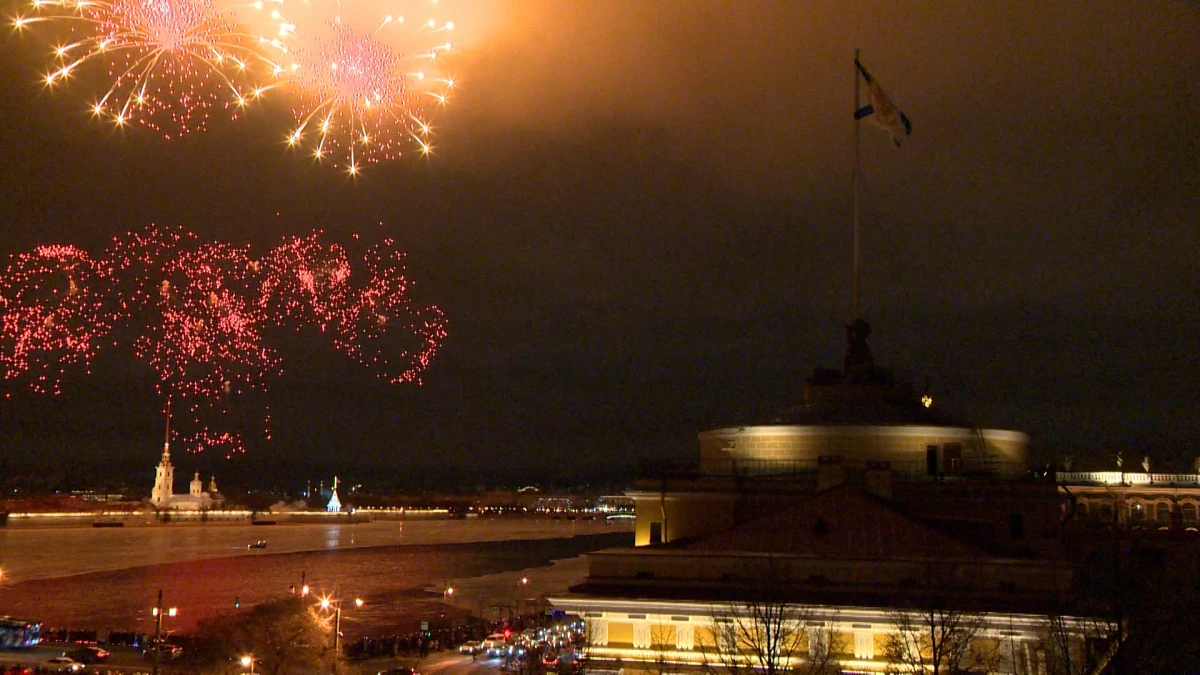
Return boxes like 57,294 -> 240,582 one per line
149,408 -> 223,510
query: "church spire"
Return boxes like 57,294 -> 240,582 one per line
162,399 -> 172,462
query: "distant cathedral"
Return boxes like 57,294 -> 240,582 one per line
149,407 -> 223,510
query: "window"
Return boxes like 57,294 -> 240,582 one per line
1183,504 -> 1197,524
943,443 -> 963,476
649,521 -> 663,545
1009,513 -> 1025,540
1131,502 -> 1145,522
1100,503 -> 1114,521
1156,502 -> 1171,524
1077,502 -> 1089,519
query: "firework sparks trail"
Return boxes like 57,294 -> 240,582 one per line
2,226 -> 446,454
0,244 -> 121,394
278,0 -> 455,173
177,428 -> 248,459
332,238 -> 446,385
14,0 -> 284,137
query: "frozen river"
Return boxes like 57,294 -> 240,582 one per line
0,518 -> 632,638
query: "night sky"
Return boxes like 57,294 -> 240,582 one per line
1,1 -> 1197,485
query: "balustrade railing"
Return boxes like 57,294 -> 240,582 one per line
1058,471 -> 1200,486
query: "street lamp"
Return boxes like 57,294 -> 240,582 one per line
240,655 -> 255,674
151,589 -> 177,675
318,594 -> 363,674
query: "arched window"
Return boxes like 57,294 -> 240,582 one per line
1077,502 -> 1089,519
1131,502 -> 1146,522
1156,502 -> 1171,524
1100,503 -> 1114,521
1183,504 -> 1197,525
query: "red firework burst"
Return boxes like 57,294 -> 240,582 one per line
331,238 -> 446,385
0,244 -> 121,394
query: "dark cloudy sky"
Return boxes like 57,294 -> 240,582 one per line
1,1 -> 1197,484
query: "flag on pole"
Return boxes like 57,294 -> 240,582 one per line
854,58 -> 912,147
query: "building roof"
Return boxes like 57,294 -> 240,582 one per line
678,486 -> 993,561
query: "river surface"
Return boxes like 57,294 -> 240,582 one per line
0,518 -> 631,639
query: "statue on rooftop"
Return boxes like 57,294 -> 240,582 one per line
844,319 -> 874,379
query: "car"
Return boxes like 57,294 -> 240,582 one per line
376,668 -> 419,675
43,657 -> 85,672
458,640 -> 482,654
142,641 -> 184,659
70,646 -> 110,664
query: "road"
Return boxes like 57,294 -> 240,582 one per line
350,650 -> 505,674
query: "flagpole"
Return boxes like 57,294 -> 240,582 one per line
852,47 -> 862,320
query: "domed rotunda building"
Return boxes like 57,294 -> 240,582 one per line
700,319 -> 1028,480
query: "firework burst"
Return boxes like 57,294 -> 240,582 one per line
134,240 -> 280,402
331,238 -> 446,385
14,0 -> 283,137
258,231 -> 352,331
0,244 -> 121,394
2,226 -> 446,454
277,0 -> 455,173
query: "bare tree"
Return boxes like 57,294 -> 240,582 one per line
1070,536 -> 1200,675
572,615 -> 604,674
883,606 -> 994,675
649,619 -> 676,674
697,557 -> 842,674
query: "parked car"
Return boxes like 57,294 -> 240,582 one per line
376,668 -> 419,675
43,657 -> 85,672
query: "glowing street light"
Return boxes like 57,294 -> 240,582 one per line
240,654 -> 255,674
151,590 -> 178,675
317,594 -> 363,674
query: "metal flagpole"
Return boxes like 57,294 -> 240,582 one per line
852,48 -> 862,320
